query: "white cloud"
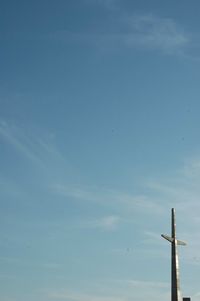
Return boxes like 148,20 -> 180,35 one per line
48,291 -> 126,301
0,256 -> 61,270
127,279 -> 169,289
123,14 -> 189,54
53,183 -> 164,215
0,119 -> 75,186
0,120 -> 42,165
1,298 -> 16,301
85,0 -> 118,10
145,157 -> 200,216
193,292 -> 200,301
54,154 -> 200,273
86,215 -> 121,231
42,263 -> 61,270
50,13 -> 189,57
47,282 -> 170,301
143,231 -> 164,245
53,184 -> 98,202
0,120 -> 65,167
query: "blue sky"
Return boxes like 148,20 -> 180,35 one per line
1,0 -> 200,300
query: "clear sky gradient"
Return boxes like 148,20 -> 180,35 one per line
1,1 -> 200,301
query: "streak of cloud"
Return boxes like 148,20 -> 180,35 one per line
85,215 -> 121,231
50,13 -> 189,57
123,14 -> 189,55
85,0 -> 118,10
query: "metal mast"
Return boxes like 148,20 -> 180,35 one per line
161,208 -> 187,301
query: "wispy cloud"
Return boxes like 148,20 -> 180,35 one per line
52,13 -> 189,57
85,215 -> 121,231
0,119 -> 76,185
123,14 -> 189,55
145,157 -> 200,217
142,231 -> 164,246
126,279 -> 169,289
0,256 -> 61,270
47,281 -> 170,301
1,297 -> 16,301
0,120 -> 43,165
54,154 -> 200,269
2,120 -> 200,270
193,292 -> 200,301
85,0 -> 118,10
53,183 -> 163,214
0,119 -> 65,171
48,291 -> 126,301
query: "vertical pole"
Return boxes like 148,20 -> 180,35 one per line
171,208 -> 180,301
